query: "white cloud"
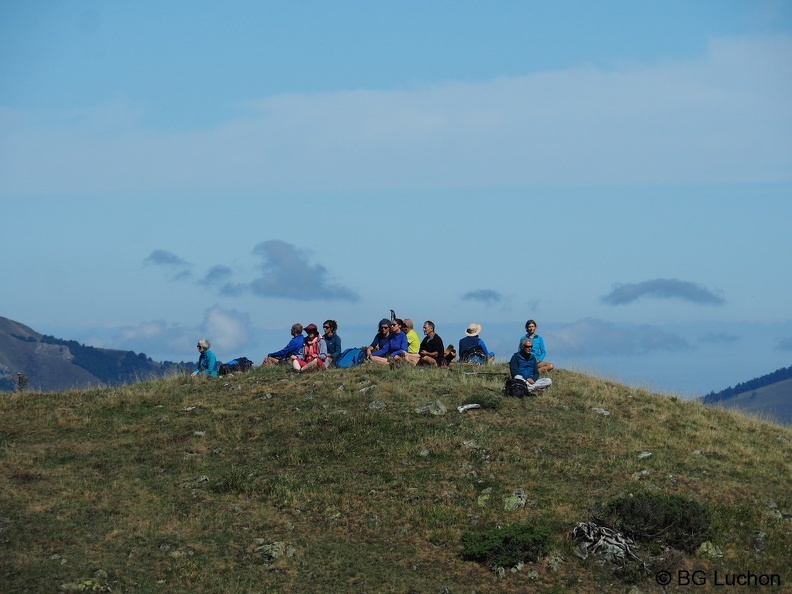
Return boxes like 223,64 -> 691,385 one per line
2,34 -> 790,195
203,306 -> 252,355
549,318 -> 692,357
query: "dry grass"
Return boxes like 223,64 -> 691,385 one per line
1,364 -> 790,593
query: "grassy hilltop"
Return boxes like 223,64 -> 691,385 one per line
1,365 -> 790,593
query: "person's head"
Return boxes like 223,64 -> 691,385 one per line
291,323 -> 304,336
520,339 -> 533,354
391,318 -> 403,333
403,319 -> 414,330
525,320 -> 537,334
423,321 -> 435,335
304,323 -> 320,337
378,319 -> 391,336
197,338 -> 210,351
323,320 -> 337,335
465,323 -> 481,337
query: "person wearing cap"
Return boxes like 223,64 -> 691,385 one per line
192,338 -> 218,377
291,323 -> 328,372
365,319 -> 392,360
262,323 -> 305,366
369,319 -> 409,365
458,323 -> 495,363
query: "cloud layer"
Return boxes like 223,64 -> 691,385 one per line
3,35 -> 790,195
461,289 -> 504,305
144,240 -> 359,303
549,317 -> 692,357
602,279 -> 725,305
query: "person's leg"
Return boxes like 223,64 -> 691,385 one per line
300,359 -> 320,372
402,353 -> 420,365
417,356 -> 437,366
533,377 -> 552,390
369,356 -> 389,365
538,361 -> 554,372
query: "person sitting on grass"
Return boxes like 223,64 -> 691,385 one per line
322,319 -> 342,366
509,338 -> 552,392
368,319 -> 408,365
192,338 -> 218,377
291,323 -> 328,372
458,323 -> 494,364
262,323 -> 304,366
519,319 -> 554,373
365,319 -> 391,359
414,320 -> 445,366
402,319 -> 421,357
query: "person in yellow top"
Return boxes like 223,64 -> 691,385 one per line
402,319 -> 421,354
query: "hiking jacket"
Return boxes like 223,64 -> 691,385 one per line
268,334 -> 304,359
324,333 -> 342,360
519,333 -> 547,362
372,331 -> 408,358
458,336 -> 493,360
194,349 -> 218,377
509,350 -> 539,381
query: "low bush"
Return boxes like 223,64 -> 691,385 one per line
596,492 -> 712,552
461,524 -> 551,567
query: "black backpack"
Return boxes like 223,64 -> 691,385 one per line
219,357 -> 254,375
503,377 -> 529,398
460,345 -> 488,364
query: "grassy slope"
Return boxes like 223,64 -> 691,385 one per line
1,365 -> 790,594
714,377 -> 792,426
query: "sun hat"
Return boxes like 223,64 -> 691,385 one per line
465,323 -> 481,336
304,323 -> 319,334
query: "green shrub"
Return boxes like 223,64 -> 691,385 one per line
597,492 -> 712,552
461,524 -> 550,567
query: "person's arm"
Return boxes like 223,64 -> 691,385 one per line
286,336 -> 304,357
533,336 -> 546,361
509,353 -> 520,378
391,333 -> 408,357
317,339 -> 328,361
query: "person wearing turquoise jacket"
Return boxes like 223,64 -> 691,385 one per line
192,338 -> 218,377
519,319 -> 554,373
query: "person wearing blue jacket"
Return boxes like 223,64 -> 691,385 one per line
322,319 -> 342,365
458,323 -> 494,363
192,338 -> 218,377
262,323 -> 305,366
518,319 -> 554,372
369,319 -> 408,365
509,338 -> 552,392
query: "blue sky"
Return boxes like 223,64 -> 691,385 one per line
2,1 -> 791,397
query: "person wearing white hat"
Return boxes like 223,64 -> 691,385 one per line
457,323 -> 494,364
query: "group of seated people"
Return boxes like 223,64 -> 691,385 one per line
193,318 -> 554,384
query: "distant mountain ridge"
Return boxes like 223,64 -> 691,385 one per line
0,316 -> 191,392
702,363 -> 792,426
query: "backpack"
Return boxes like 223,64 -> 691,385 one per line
334,347 -> 366,369
460,345 -> 488,364
219,356 -> 254,375
503,377 -> 529,398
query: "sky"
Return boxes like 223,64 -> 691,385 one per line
2,0 -> 791,398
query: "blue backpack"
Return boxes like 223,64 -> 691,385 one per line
334,348 -> 366,368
